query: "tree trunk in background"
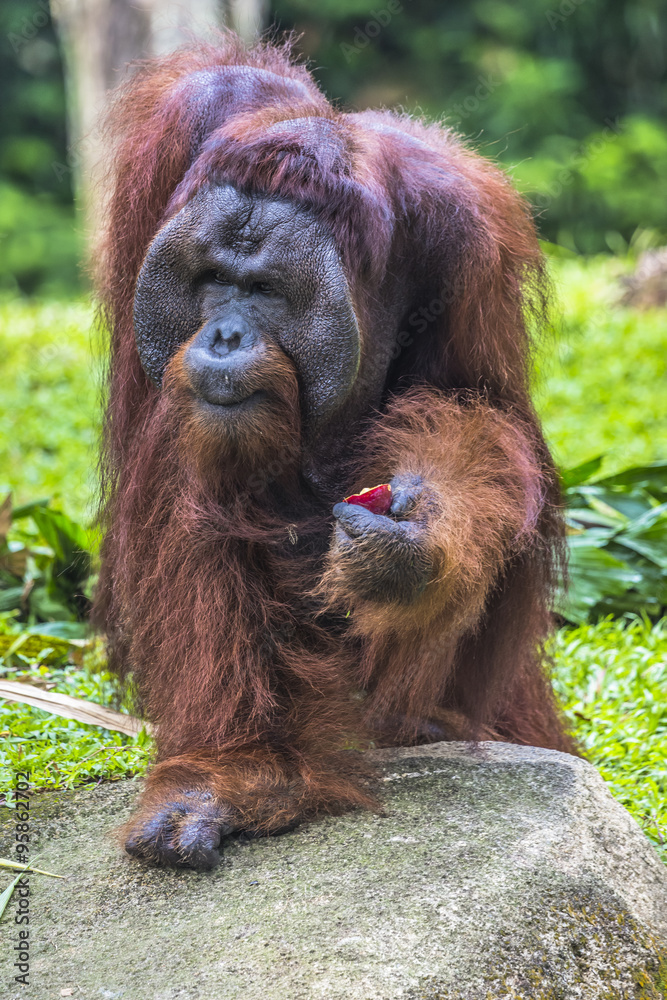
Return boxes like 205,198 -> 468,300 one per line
227,0 -> 269,42
50,0 -> 267,243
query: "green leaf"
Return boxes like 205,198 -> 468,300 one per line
0,858 -> 63,878
558,544 -> 641,623
561,459 -> 667,621
566,528 -> 615,548
0,856 -> 42,921
566,508 -> 624,530
10,498 -> 50,521
0,871 -> 26,921
0,587 -> 24,614
590,490 -> 656,521
26,621 -> 89,640
568,486 -> 654,521
30,507 -> 89,566
595,462 -> 667,496
616,504 -> 667,569
29,507 -> 92,612
561,455 -> 605,489
28,586 -> 76,623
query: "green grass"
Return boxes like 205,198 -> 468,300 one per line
0,625 -> 151,803
535,254 -> 667,476
0,298 -> 99,522
551,616 -> 667,860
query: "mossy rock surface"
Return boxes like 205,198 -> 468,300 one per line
1,742 -> 666,1000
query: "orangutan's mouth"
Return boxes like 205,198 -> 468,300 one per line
197,389 -> 268,411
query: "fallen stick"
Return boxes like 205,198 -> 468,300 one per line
0,680 -> 152,737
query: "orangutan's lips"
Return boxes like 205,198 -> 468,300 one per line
199,389 -> 267,410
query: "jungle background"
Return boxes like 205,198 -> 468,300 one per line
0,0 -> 666,858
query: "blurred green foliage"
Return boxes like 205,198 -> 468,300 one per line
558,458 -> 667,624
0,0 -> 82,295
1,496 -> 96,627
275,0 -> 667,252
535,255 -> 667,473
2,0 -> 667,292
0,182 -> 83,297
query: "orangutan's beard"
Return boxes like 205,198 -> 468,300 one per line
93,343 -> 356,757
159,339 -> 302,491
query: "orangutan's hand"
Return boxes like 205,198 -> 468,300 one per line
330,474 -> 436,604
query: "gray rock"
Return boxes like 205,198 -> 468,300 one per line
1,742 -> 666,1000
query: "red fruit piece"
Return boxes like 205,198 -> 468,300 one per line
343,483 -> 392,515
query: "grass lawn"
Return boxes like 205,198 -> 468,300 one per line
551,617 -> 666,859
535,254 -> 667,476
0,298 -> 100,522
0,254 -> 666,858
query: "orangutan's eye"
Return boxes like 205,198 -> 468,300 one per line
253,281 -> 277,296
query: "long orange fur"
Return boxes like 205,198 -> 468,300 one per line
93,33 -> 575,844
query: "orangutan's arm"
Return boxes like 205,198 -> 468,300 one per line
320,388 -> 549,638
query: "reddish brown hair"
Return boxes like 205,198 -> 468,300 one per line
95,33 -> 573,835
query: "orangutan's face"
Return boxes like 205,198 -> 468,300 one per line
134,186 -> 371,453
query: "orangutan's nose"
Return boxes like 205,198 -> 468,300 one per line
182,315 -> 264,406
205,317 -> 257,356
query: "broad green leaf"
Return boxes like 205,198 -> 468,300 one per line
561,455 -> 604,489
10,498 -> 50,520
566,528 -> 616,548
566,508 -> 623,530
0,587 -> 24,614
591,491 -> 656,521
30,507 -> 89,566
26,621 -> 89,640
558,544 -> 641,623
572,486 -> 654,521
28,586 -> 77,623
616,504 -> 667,569
595,462 -> 667,496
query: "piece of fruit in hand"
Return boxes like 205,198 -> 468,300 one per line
343,483 -> 392,516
